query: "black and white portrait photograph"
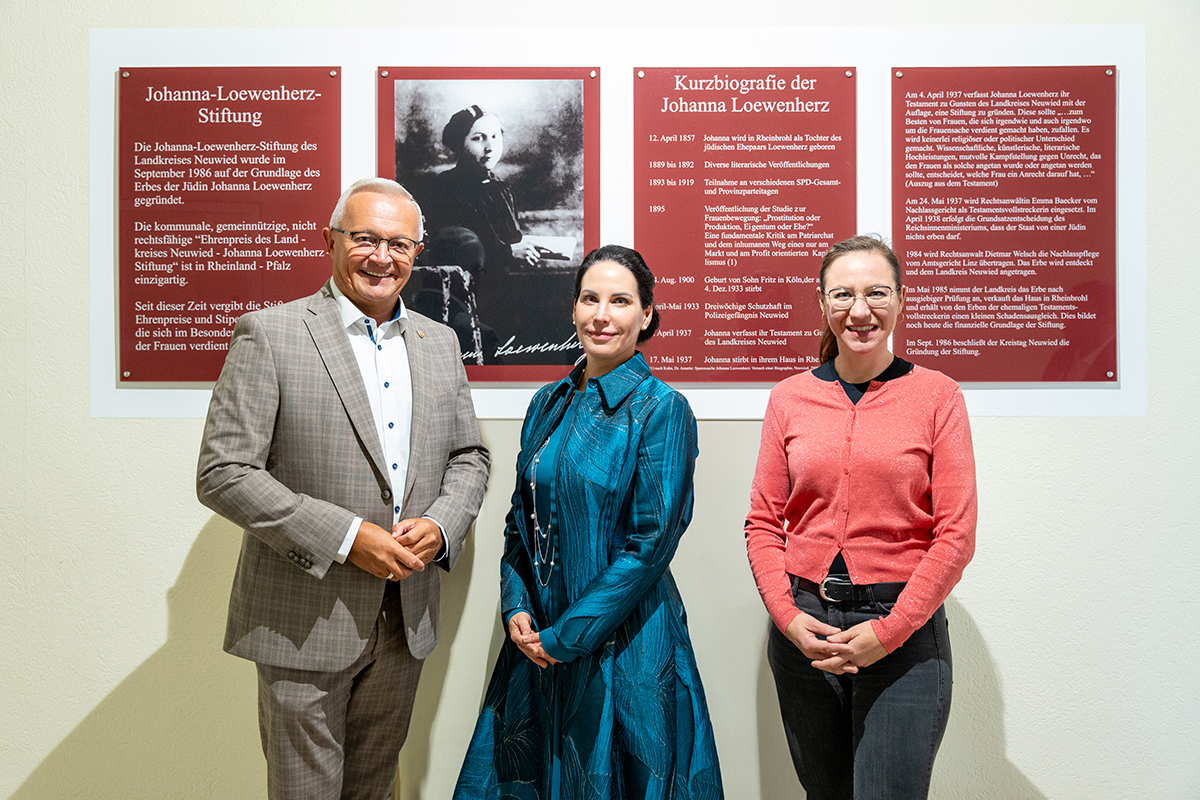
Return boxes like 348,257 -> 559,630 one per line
392,75 -> 590,370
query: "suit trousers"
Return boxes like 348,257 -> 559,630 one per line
256,583 -> 423,800
767,579 -> 952,800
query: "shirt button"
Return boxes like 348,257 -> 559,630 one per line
377,344 -> 382,351
388,422 -> 394,429
392,463 -> 399,470
384,381 -> 390,388
394,505 -> 401,514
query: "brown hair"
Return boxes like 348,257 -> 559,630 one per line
817,234 -> 903,364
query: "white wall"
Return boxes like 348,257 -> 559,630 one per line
2,2 -> 1197,799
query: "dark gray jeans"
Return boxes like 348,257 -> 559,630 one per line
767,579 -> 952,800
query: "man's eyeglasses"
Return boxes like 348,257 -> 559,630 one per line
331,227 -> 421,260
824,286 -> 897,309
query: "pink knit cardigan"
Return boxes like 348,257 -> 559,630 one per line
745,365 -> 977,652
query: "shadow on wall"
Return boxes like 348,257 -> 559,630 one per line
11,517 -> 486,800
394,524 -> 509,799
755,597 -> 1048,800
12,518 -> 264,799
396,525 -> 478,798
10,513 -> 487,800
931,597 -> 1047,800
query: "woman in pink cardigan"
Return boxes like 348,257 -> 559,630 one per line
745,235 -> 977,800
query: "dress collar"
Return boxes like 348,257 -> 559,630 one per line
556,352 -> 653,410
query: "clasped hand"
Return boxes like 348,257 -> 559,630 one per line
785,613 -> 888,674
347,518 -> 442,581
508,612 -> 560,669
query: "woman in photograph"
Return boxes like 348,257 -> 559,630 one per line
744,235 -> 977,799
454,245 -> 723,800
422,104 -> 541,272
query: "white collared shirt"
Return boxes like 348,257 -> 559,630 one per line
331,284 -> 414,562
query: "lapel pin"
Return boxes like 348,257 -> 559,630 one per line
417,330 -> 425,338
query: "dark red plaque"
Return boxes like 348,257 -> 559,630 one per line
892,66 -> 1118,383
118,66 -> 341,383
632,68 -> 857,383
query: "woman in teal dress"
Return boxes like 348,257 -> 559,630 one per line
454,245 -> 723,800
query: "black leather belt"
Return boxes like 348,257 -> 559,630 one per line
795,575 -> 906,605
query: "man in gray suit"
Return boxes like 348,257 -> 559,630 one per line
197,177 -> 490,799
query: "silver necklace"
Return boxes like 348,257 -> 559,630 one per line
529,431 -> 557,587
529,389 -> 582,586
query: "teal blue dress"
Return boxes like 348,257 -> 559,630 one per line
454,353 -> 723,800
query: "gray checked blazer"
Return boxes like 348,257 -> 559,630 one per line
197,280 -> 490,672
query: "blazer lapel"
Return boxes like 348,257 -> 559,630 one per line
303,284 -> 389,483
402,317 -> 431,508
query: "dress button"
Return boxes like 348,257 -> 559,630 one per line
382,489 -> 392,500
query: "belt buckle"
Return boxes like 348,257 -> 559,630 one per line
819,576 -> 853,603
